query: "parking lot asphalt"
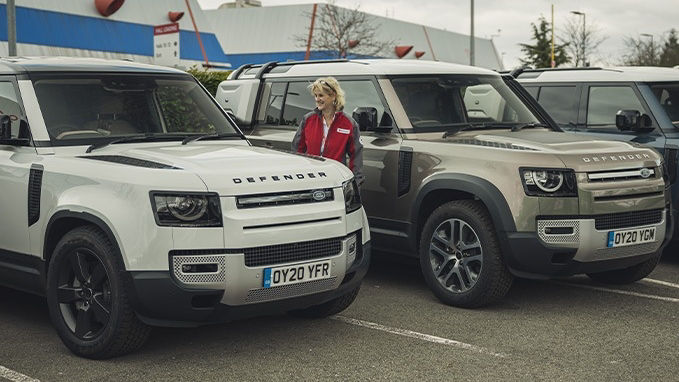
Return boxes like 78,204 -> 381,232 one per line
2,248 -> 678,382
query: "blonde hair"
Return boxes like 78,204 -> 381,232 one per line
309,77 -> 345,110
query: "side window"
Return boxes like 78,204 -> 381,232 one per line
340,80 -> 386,124
0,81 -> 23,137
524,86 -> 539,99
537,86 -> 578,126
282,82 -> 315,126
587,86 -> 644,128
259,82 -> 287,125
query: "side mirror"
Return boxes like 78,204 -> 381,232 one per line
0,116 -> 30,146
352,107 -> 378,132
615,110 -> 653,132
0,115 -> 10,140
352,107 -> 394,134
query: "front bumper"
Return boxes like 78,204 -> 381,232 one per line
127,240 -> 371,327
502,208 -> 671,278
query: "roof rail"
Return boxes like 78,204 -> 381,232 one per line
230,59 -> 351,80
230,63 -> 253,80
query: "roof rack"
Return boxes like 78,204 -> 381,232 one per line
231,59 -> 350,80
505,66 -> 606,78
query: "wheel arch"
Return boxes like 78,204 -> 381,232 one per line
410,174 -> 516,250
43,210 -> 125,270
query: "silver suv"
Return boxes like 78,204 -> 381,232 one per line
217,59 -> 673,308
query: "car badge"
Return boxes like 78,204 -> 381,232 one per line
312,190 -> 327,201
640,168 -> 651,178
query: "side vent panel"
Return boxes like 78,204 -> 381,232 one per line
397,149 -> 413,197
28,166 -> 43,226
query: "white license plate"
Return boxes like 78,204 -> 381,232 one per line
607,227 -> 657,248
263,259 -> 332,288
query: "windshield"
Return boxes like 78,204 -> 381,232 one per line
649,82 -> 679,128
32,74 -> 240,145
390,75 -> 541,132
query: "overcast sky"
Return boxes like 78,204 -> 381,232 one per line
197,0 -> 677,68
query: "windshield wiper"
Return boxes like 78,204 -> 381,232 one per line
442,122 -> 514,138
181,133 -> 242,145
86,134 -> 185,153
510,122 -> 550,132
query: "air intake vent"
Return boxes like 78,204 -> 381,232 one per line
447,138 -> 537,151
79,155 -> 180,169
398,150 -> 413,196
241,237 -> 343,267
594,209 -> 663,230
27,167 -> 43,226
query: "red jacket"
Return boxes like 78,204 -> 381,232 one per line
292,110 -> 363,181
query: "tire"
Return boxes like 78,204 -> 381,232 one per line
419,200 -> 513,308
289,286 -> 361,318
587,253 -> 661,284
46,226 -> 151,359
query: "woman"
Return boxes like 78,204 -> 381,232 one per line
292,77 -> 363,183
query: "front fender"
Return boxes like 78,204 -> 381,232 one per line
410,173 -> 516,248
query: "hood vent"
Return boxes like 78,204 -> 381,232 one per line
447,138 -> 537,151
79,155 -> 180,169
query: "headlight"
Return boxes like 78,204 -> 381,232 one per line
520,168 -> 577,197
151,192 -> 222,227
342,178 -> 362,213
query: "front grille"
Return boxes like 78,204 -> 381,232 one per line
243,237 -> 343,267
594,209 -> 663,230
587,167 -> 657,182
245,277 -> 338,303
236,188 -> 334,209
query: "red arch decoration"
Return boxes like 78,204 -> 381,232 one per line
395,45 -> 413,58
95,0 -> 125,17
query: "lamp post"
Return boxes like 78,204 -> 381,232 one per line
570,11 -> 586,66
470,0 -> 475,66
7,0 -> 16,56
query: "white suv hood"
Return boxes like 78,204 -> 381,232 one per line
91,142 -> 352,195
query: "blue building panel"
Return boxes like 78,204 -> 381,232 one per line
0,5 -> 229,64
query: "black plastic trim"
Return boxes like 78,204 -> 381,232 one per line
27,165 -> 43,226
397,148 -> 413,197
0,248 -> 46,295
411,174 -> 517,252
79,155 -> 181,169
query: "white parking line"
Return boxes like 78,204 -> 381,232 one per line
331,315 -> 507,358
0,366 -> 40,382
643,278 -> 679,289
552,281 -> 679,303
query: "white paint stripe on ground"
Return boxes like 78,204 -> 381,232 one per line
552,281 -> 679,303
643,278 -> 679,290
331,315 -> 507,358
0,366 -> 40,382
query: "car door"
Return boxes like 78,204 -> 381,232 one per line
246,76 -> 404,222
0,77 -> 37,255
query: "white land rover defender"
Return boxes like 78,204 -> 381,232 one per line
0,57 -> 370,359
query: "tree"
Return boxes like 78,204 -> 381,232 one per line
296,1 -> 396,59
559,15 -> 606,67
659,29 -> 679,67
519,16 -> 570,68
622,36 -> 661,66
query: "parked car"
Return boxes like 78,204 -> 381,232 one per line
217,59 -> 673,308
0,57 -> 370,358
514,66 -> 678,242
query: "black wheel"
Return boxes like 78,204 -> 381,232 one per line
419,200 -> 513,308
587,253 -> 661,284
46,226 -> 150,359
289,286 -> 360,318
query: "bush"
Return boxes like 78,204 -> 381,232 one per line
186,66 -> 232,96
